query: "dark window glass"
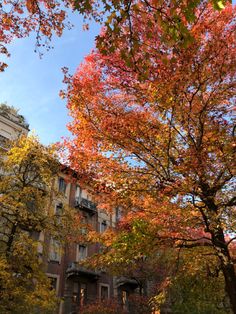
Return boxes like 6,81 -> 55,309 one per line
100,220 -> 107,232
101,285 -> 109,300
48,277 -> 57,290
58,177 -> 66,194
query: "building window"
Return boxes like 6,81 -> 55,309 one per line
72,282 -> 79,304
55,203 -> 63,223
26,199 -> 36,212
0,134 -> 8,149
76,244 -> 87,262
80,216 -> 88,235
100,220 -> 107,233
37,232 -> 44,254
122,290 -> 128,310
99,284 -> 110,301
76,185 -> 81,197
80,283 -> 87,306
49,277 -> 57,290
58,177 -> 67,194
47,274 -> 60,295
49,238 -> 61,262
116,207 -> 122,222
55,203 -> 63,215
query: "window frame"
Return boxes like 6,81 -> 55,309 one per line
79,283 -> 87,306
121,290 -> 128,310
49,237 -> 61,263
58,177 -> 67,194
46,273 -> 60,295
99,283 -> 110,301
76,244 -> 88,262
100,220 -> 108,233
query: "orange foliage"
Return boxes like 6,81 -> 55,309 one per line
64,3 -> 236,311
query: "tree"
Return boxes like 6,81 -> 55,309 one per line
0,135 -> 77,313
86,216 -> 229,313
0,0 -> 68,71
168,270 -> 229,313
80,299 -> 126,314
0,0 -> 229,71
64,2 -> 236,312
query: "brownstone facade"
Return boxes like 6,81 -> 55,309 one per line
45,174 -> 118,314
45,173 -> 144,314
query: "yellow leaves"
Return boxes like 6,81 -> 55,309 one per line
0,234 -> 57,313
0,134 -> 67,313
150,292 -> 167,310
3,134 -> 59,183
213,0 -> 225,10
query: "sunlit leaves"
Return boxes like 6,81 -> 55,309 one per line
0,0 -> 231,71
65,2 -> 236,310
0,135 -> 62,312
0,0 -> 69,70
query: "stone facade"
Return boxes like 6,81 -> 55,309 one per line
0,104 -> 29,148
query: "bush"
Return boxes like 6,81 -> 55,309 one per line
80,299 -> 126,314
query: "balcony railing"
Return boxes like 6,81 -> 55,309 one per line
66,262 -> 100,280
74,197 -> 97,215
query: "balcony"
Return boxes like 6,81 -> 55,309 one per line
74,197 -> 97,215
66,262 -> 100,281
116,277 -> 139,289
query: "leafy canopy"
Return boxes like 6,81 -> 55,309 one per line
0,135 -> 78,313
64,2 -> 236,312
0,0 -> 230,71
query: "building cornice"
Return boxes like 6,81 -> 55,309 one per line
0,114 -> 29,135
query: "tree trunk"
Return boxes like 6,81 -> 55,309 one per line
212,229 -> 236,313
200,194 -> 236,313
221,262 -> 236,313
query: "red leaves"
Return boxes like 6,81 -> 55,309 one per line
63,4 -> 236,309
64,2 -> 236,250
0,0 -> 70,70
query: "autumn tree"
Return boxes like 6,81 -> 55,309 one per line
64,2 -> 236,312
0,0 -> 68,71
85,215 -> 229,312
0,0 -> 229,71
168,264 -> 229,313
0,135 -> 78,313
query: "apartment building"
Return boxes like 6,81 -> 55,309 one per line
0,104 -> 29,147
0,104 -> 140,314
43,168 -> 141,314
47,174 -> 121,314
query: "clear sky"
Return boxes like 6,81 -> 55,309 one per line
1,4 -> 235,146
0,13 -> 100,145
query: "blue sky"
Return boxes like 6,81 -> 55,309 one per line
0,13 -> 100,145
0,4 -> 235,145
